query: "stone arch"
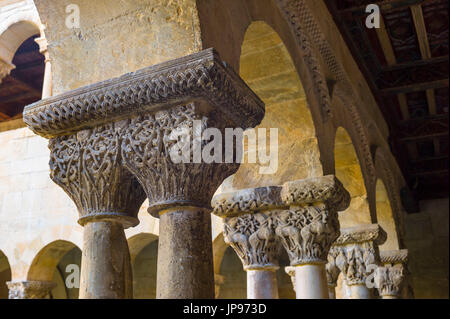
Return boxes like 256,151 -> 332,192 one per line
0,250 -> 11,299
128,232 -> 158,264
128,233 -> 158,299
374,147 -> 405,249
0,20 -> 41,66
196,0 -> 335,175
375,179 -> 400,250
334,126 -> 372,228
27,240 -> 80,282
220,20 -> 324,191
26,240 -> 81,299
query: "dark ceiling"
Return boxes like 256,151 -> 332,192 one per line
0,35 -> 44,122
325,0 -> 449,202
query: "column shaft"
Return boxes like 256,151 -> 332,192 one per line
294,264 -> 329,299
156,207 -> 214,299
350,284 -> 371,299
80,220 -> 132,299
328,286 -> 336,299
247,270 -> 278,299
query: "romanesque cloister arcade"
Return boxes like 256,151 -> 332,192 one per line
0,0 -> 447,300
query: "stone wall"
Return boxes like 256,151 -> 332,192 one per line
404,198 -> 449,299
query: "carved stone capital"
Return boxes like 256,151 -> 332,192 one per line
49,123 -> 146,227
7,281 -> 56,299
333,224 -> 386,286
326,246 -> 341,287
275,176 -> 350,266
0,58 -> 15,83
212,186 -> 283,217
375,265 -> 406,298
223,212 -> 280,270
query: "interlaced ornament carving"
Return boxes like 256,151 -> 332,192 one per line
49,123 -> 146,222
334,243 -> 378,286
275,205 -> 340,265
375,265 -> 406,297
326,246 -> 341,287
212,186 -> 283,218
23,49 -> 265,138
121,103 -> 239,215
281,176 -> 350,212
223,212 -> 279,270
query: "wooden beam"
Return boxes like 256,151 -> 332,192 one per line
340,0 -> 426,14
381,55 -> 448,72
410,4 -> 443,157
380,79 -> 449,95
0,111 -> 10,120
0,90 -> 40,104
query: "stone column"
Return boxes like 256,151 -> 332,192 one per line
276,176 -> 350,299
23,49 -> 264,299
326,247 -> 341,299
333,224 -> 387,299
47,124 -> 146,299
212,186 -> 283,299
378,249 -> 410,299
7,281 -> 56,299
35,34 -> 52,98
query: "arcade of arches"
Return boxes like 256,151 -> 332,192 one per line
0,0 -> 448,299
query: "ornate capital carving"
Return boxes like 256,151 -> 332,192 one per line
23,49 -> 264,138
326,246 -> 341,287
49,123 -> 146,227
375,265 -> 406,297
333,224 -> 386,286
7,281 -> 56,299
212,186 -> 283,217
223,212 -> 280,270
121,103 -> 245,216
275,176 -> 349,266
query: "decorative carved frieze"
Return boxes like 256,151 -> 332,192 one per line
7,281 -> 56,299
333,224 -> 386,286
380,249 -> 408,266
23,48 -> 265,138
49,123 -> 146,226
212,186 -> 283,218
276,176 -> 350,266
374,265 -> 406,298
